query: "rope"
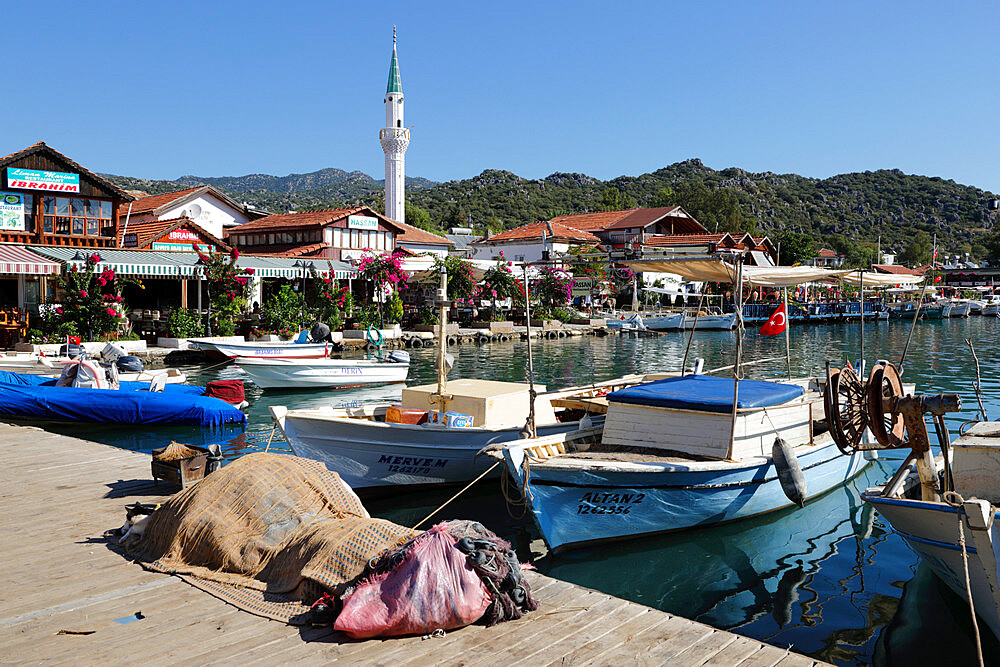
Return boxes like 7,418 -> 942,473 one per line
965,338 -> 988,422
411,461 -> 501,531
942,491 -> 985,667
680,283 -> 708,374
263,424 -> 277,453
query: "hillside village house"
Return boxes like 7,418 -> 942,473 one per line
808,248 -> 845,268
123,185 -> 258,240
549,206 -> 706,249
469,220 -> 603,263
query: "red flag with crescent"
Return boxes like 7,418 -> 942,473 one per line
760,303 -> 787,335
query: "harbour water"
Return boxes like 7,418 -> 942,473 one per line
41,316 -> 1000,665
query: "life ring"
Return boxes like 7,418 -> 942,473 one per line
446,335 -> 458,347
366,325 -> 383,347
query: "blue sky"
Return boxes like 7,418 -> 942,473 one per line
6,2 -> 1000,192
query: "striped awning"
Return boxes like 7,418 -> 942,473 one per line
0,245 -> 61,275
30,247 -> 356,280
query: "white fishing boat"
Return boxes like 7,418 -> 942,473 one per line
981,297 -> 1000,316
236,353 -> 410,390
968,300 -> 985,314
681,310 -> 738,330
949,299 -> 972,317
190,338 -> 331,360
605,313 -> 646,331
863,420 -> 1000,642
270,375 -> 646,495
640,312 -> 685,331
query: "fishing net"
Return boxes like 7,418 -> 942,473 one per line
151,441 -> 201,461
126,452 -> 416,623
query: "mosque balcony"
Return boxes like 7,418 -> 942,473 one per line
379,127 -> 410,141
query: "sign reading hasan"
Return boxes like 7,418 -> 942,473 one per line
0,192 -> 25,231
6,168 -> 80,193
347,215 -> 379,230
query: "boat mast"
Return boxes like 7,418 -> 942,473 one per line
726,252 -> 744,460
783,286 -> 791,380
433,264 -> 451,413
522,265 -> 537,438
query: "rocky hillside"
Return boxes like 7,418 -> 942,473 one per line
105,160 -> 1000,255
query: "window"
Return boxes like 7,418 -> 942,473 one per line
22,194 -> 34,232
397,120 -> 401,127
333,228 -> 342,247
41,196 -> 111,236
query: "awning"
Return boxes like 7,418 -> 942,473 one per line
840,270 -> 924,287
0,245 -> 61,275
30,248 -> 355,280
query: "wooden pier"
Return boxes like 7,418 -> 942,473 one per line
0,423 -> 826,666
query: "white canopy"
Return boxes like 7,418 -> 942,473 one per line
624,257 -> 925,288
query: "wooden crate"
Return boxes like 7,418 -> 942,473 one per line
150,445 -> 214,488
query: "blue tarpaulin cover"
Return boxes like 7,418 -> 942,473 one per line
0,371 -> 246,427
607,375 -> 804,413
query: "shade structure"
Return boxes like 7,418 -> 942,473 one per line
0,245 -> 60,275
839,270 -> 924,287
31,247 -> 355,279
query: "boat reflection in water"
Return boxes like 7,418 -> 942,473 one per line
537,460 -> 957,664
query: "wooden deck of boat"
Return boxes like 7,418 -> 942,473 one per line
0,423 -> 828,666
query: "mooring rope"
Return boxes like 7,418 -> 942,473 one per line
942,491 -> 985,667
411,461 -> 501,531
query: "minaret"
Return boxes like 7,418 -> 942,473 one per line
380,26 -> 409,224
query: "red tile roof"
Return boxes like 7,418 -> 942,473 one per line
394,219 -> 454,246
549,209 -> 637,232
118,215 -> 230,251
603,206 -> 687,231
643,233 -> 737,247
816,248 -> 841,258
227,206 -> 405,234
873,264 -> 921,275
475,220 -> 602,245
257,242 -> 331,257
127,187 -> 204,215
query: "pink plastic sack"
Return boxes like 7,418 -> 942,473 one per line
334,525 -> 492,638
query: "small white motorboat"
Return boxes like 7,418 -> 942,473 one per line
190,338 -> 331,360
0,355 -> 187,384
949,299 -> 972,317
641,312 -> 685,331
236,351 -> 410,389
681,310 -> 738,330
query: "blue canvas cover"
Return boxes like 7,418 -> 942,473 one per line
0,371 -> 245,427
607,375 -> 804,413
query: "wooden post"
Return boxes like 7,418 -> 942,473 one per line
726,255 -> 744,460
916,449 -> 939,501
523,265 -> 537,438
434,265 -> 450,413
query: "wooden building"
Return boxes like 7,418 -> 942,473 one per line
226,206 -> 406,261
0,142 -> 132,249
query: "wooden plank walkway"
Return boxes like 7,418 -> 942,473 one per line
0,423 -> 827,666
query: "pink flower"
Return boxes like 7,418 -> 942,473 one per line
55,307 -> 64,315
230,248 -> 240,260
78,290 -> 87,298
245,268 -> 255,275
106,307 -> 115,316
96,277 -> 106,287
115,295 -> 123,303
89,254 -> 100,263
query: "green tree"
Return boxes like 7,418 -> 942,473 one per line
774,231 -> 816,265
405,202 -> 433,231
650,186 -> 676,208
897,231 -> 932,267
597,187 -> 636,212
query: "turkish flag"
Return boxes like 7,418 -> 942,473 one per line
66,335 -> 82,345
760,303 -> 787,335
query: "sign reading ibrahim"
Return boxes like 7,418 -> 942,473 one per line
0,192 -> 25,231
6,168 -> 80,193
347,214 -> 379,230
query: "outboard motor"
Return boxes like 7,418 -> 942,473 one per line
309,322 -> 331,343
60,344 -> 85,359
101,342 -> 127,363
387,350 -> 410,365
116,355 -> 144,374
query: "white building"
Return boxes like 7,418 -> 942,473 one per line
380,28 -> 409,224
470,220 -> 602,263
124,185 -> 255,240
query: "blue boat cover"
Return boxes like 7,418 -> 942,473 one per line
607,375 -> 804,413
0,371 -> 245,427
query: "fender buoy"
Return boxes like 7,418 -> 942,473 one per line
772,437 -> 807,508
447,335 -> 458,347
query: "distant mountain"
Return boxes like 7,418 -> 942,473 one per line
102,168 -> 437,212
104,161 -> 1000,256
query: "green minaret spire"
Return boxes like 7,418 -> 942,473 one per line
386,26 -> 402,95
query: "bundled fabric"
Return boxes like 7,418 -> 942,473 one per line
335,525 -> 492,638
203,379 -> 245,405
0,373 -> 244,427
335,520 -> 537,638
127,453 -> 415,623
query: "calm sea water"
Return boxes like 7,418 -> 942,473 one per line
47,316 -> 1000,665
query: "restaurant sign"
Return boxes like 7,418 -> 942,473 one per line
6,168 -> 80,193
166,229 -> 201,242
0,192 -> 25,231
152,242 -> 214,253
348,215 -> 379,230
122,233 -> 138,247
571,277 -> 597,297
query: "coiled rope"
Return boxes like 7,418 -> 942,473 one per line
942,490 -> 984,667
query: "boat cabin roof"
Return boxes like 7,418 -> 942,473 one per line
607,375 -> 804,413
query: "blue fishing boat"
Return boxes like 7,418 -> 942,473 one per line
500,374 -> 871,552
0,371 -> 246,428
